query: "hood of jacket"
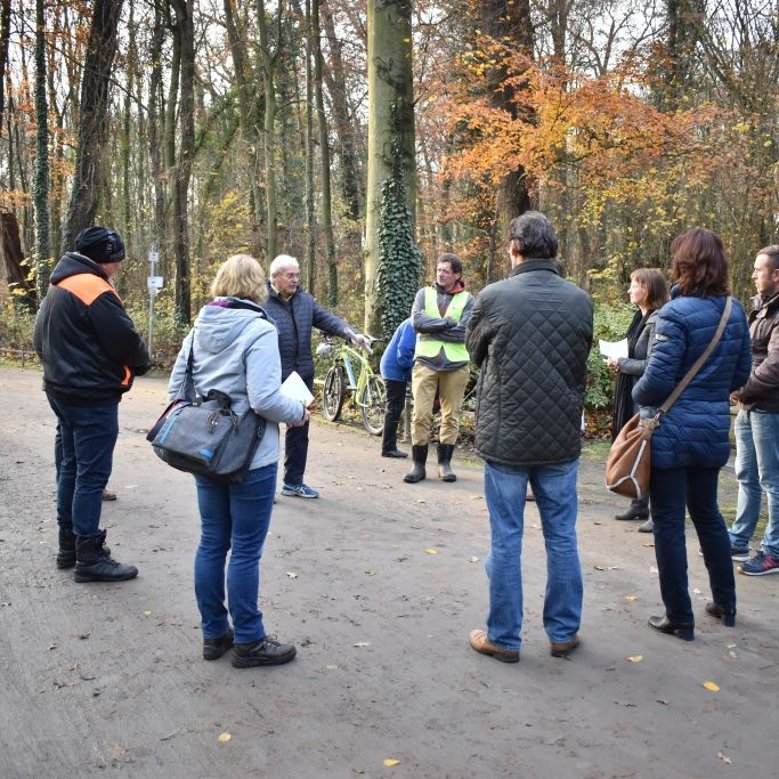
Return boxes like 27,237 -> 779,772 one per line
50,251 -> 110,285
194,298 -> 268,357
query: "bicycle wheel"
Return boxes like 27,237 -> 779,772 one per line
322,366 -> 346,421
360,375 -> 387,436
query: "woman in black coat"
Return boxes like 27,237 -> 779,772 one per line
608,268 -> 669,532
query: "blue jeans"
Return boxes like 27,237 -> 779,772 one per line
729,409 -> 779,558
47,395 -> 118,538
194,463 -> 277,644
483,459 -> 582,651
650,466 -> 735,622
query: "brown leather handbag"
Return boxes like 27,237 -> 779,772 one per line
605,297 -> 733,499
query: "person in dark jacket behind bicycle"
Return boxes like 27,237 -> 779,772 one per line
34,226 -> 151,582
264,254 -> 370,498
379,317 -> 416,458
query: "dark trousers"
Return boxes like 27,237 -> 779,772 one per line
47,395 -> 118,538
650,466 -> 735,623
283,374 -> 314,487
382,378 -> 407,453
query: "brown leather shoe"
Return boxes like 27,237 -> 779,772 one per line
550,634 -> 581,658
469,629 -> 519,663
102,488 -> 117,501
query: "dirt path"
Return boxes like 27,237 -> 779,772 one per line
1,365 -> 777,778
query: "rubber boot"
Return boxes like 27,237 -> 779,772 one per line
614,496 -> 649,521
56,523 -> 76,570
381,417 -> 407,458
74,530 -> 138,583
437,444 -> 457,482
403,445 -> 428,483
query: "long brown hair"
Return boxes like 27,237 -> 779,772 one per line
631,268 -> 669,311
670,228 -> 730,297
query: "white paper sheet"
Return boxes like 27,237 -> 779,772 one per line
280,371 -> 314,406
598,338 -> 628,360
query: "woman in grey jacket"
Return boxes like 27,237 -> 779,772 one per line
608,268 -> 669,532
169,255 -> 309,668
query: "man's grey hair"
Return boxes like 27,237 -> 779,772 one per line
269,254 -> 299,277
509,211 -> 559,260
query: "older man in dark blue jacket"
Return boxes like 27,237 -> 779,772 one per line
264,254 -> 369,498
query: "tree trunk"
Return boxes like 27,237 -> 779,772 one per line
0,212 -> 36,311
304,0 -> 317,292
321,0 -> 362,221
256,0 -> 280,261
33,0 -> 50,300
62,0 -> 125,252
224,0 -> 262,244
0,0 -> 11,130
148,0 -> 167,275
479,0 -> 534,253
312,0 -> 337,307
364,0 -> 416,335
170,0 -> 194,326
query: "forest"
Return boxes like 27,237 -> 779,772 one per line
0,1 -> 777,395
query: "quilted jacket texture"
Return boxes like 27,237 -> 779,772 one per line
264,282 -> 353,381
466,259 -> 594,467
632,294 -> 752,470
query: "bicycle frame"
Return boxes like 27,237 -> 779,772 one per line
319,337 -> 386,435
337,343 -> 374,406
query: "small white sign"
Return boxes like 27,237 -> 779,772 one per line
148,246 -> 159,265
147,275 -> 164,291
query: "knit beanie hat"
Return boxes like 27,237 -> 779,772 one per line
75,227 -> 125,263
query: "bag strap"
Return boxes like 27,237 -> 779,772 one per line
658,296 -> 733,415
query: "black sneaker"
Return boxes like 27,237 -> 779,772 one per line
231,636 -> 297,668
203,628 -> 234,661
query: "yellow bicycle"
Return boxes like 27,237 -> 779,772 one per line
316,337 -> 386,435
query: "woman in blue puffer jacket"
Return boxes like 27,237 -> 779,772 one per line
633,228 -> 752,640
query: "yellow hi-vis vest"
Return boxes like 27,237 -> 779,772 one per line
414,287 -> 470,363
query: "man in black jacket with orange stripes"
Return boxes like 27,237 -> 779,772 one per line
34,227 -> 151,582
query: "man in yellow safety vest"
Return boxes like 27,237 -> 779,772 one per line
404,253 -> 474,484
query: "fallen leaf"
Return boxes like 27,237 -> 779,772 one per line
217,732 -> 232,743
656,699 -> 669,705
143,610 -> 152,617
364,570 -> 376,576
416,499 -> 426,504
353,642 -> 371,648
649,566 -> 659,574
425,548 -> 438,555
324,665 -> 338,671
383,759 -> 400,767
717,752 -> 732,764
48,644 -> 58,651
692,588 -> 702,595
626,655 -> 643,663
468,556 -> 480,563
702,681 -> 720,692
286,571 -> 298,579
624,594 -> 638,602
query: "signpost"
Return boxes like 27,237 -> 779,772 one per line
147,244 -> 163,358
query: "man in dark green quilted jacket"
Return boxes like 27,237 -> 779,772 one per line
465,211 -> 593,664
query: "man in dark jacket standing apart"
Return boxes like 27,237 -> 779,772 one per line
728,245 -> 779,575
264,254 -> 370,498
34,227 -> 151,582
466,211 -> 593,663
